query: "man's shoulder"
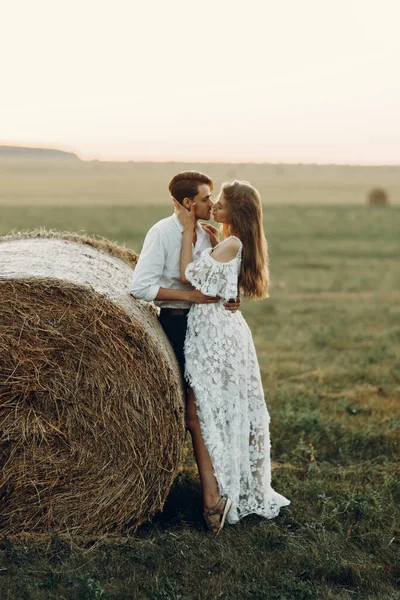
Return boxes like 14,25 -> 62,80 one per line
148,215 -> 176,236
146,216 -> 176,241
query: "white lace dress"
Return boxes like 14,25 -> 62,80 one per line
184,236 -> 291,524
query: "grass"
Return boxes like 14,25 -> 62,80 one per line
0,204 -> 399,599
0,160 -> 399,206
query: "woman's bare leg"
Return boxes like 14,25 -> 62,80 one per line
185,387 -> 221,511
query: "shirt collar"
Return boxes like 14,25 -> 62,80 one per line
172,212 -> 206,237
172,212 -> 184,233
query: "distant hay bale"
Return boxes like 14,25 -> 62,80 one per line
0,230 -> 185,539
367,187 -> 389,205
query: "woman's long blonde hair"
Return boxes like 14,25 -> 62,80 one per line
220,180 -> 269,299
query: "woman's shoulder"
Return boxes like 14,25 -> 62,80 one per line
209,236 -> 242,263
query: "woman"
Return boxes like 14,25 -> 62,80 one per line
173,180 -> 290,535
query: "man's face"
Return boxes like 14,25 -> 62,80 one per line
190,183 -> 213,220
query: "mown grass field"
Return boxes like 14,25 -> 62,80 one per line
0,160 -> 399,206
0,203 -> 399,599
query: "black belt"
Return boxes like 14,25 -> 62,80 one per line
159,308 -> 190,316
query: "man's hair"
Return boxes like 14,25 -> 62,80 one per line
168,171 -> 213,205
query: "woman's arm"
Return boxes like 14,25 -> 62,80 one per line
180,228 -> 193,283
171,198 -> 196,283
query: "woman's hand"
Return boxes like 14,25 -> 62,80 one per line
201,223 -> 220,247
171,197 -> 195,231
171,196 -> 196,282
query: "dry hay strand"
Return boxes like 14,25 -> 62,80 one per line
0,228 -> 138,268
0,230 -> 185,538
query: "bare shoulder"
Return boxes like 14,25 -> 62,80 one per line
210,237 -> 241,263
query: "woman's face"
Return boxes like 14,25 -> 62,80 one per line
212,193 -> 231,223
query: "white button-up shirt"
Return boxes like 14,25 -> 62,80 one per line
130,213 -> 212,309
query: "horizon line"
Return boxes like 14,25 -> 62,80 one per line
1,142 -> 399,168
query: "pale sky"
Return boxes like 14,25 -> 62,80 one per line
1,0 -> 399,164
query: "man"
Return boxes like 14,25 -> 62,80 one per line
130,170 -> 240,382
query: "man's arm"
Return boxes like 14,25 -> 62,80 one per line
156,287 -> 219,304
130,226 -> 166,301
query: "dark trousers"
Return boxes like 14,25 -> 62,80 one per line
159,310 -> 189,388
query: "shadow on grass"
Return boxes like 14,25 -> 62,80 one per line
135,467 -> 292,542
135,471 -> 205,537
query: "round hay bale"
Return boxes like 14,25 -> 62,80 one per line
367,187 -> 389,205
0,230 -> 185,538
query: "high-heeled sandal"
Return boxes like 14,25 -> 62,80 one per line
203,496 -> 232,536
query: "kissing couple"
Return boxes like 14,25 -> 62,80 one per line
130,170 -> 290,535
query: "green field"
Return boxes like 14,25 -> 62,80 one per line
0,160 -> 399,205
0,203 -> 399,599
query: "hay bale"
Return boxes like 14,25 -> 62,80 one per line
367,187 -> 389,205
0,230 -> 185,538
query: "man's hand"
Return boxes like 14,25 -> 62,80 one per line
201,223 -> 220,247
188,290 -> 220,304
223,297 -> 241,312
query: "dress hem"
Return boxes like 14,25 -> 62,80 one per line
227,497 -> 291,524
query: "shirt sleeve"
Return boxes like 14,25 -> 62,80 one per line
130,225 -> 166,302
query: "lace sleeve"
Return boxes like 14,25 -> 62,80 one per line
185,250 -> 239,301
